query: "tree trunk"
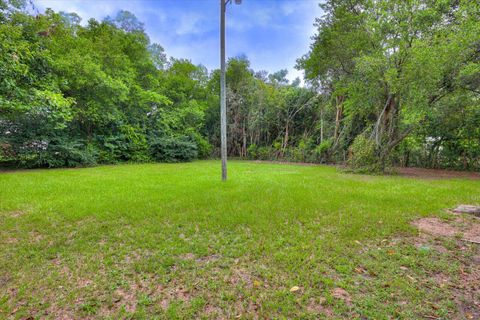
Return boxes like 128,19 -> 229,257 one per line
320,107 -> 324,143
334,95 -> 344,141
281,121 -> 290,157
377,95 -> 396,146
377,95 -> 400,167
242,121 -> 247,158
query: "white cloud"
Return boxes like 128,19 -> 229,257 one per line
175,12 -> 208,35
31,0 -> 322,81
34,0 -> 117,23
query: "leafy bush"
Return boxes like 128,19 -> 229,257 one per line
247,144 -> 258,159
290,140 -> 307,162
257,146 -> 273,160
119,125 -> 151,163
189,132 -> 212,159
246,144 -> 274,160
20,139 -> 97,168
315,139 -> 332,160
95,135 -> 124,164
347,135 -> 382,173
95,129 -> 151,164
150,136 -> 198,162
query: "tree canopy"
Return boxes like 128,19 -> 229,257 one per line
1,0 -> 478,171
298,0 -> 480,171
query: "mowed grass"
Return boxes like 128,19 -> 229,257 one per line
0,161 -> 479,319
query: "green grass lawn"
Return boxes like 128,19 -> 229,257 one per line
1,161 -> 479,319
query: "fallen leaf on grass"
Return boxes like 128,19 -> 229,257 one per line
354,267 -> 365,274
406,275 -> 416,282
290,286 -> 300,292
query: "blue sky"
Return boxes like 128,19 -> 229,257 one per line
33,0 -> 322,81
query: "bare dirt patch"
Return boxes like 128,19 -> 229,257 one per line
252,160 -> 322,167
306,297 -> 333,317
397,167 -> 480,180
29,231 -> 43,243
9,211 -> 26,218
43,305 -> 76,320
412,216 -> 480,244
413,233 -> 450,253
157,283 -> 193,310
412,218 -> 459,237
204,304 -> 224,317
113,287 -> 138,313
412,213 -> 480,319
250,162 -> 480,180
450,254 -> 480,320
332,287 -> 352,306
5,237 -> 18,244
229,267 -> 253,286
179,252 -> 195,260
195,254 -> 221,264
463,223 -> 480,244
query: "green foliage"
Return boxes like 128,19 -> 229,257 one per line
0,7 -> 211,168
299,0 -> 480,172
246,144 -> 272,160
189,132 -> 212,159
347,135 -> 382,173
23,138 -> 97,168
314,139 -> 333,162
0,1 -> 478,172
246,144 -> 258,159
150,136 -> 198,162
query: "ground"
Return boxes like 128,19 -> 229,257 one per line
0,160 -> 479,319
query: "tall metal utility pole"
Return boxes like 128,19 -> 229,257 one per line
220,0 -> 241,181
220,0 -> 227,181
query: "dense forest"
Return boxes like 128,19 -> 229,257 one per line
1,0 -> 479,171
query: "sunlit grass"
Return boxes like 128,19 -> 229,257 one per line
1,161 -> 479,318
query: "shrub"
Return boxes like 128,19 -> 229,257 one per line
315,139 -> 332,159
257,146 -> 272,160
190,133 -> 212,159
247,144 -> 258,159
119,125 -> 151,162
292,140 -> 308,162
150,136 -> 198,162
20,139 -> 97,168
246,144 -> 274,160
347,134 -> 382,173
95,130 -> 151,164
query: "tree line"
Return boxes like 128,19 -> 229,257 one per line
299,0 -> 480,171
1,0 -> 479,171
